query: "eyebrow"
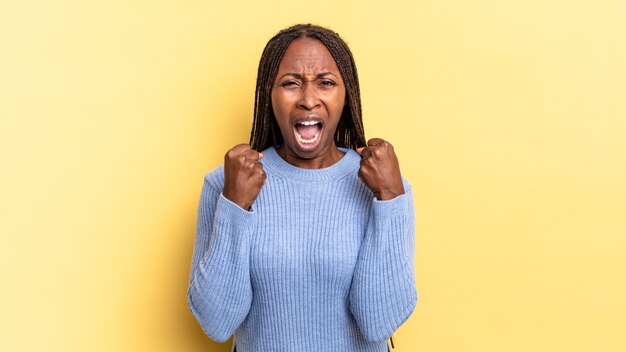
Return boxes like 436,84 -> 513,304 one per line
278,72 -> 337,80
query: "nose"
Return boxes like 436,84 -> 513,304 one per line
297,81 -> 321,110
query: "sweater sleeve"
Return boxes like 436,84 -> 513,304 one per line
187,174 -> 255,342
349,183 -> 418,342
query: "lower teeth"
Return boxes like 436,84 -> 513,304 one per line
296,133 -> 319,144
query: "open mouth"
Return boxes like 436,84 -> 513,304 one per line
293,120 -> 323,150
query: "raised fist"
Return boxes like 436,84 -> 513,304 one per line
356,138 -> 405,201
223,144 -> 266,210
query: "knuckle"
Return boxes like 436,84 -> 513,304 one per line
228,144 -> 251,158
369,137 -> 383,145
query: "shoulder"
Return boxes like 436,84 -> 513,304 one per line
401,176 -> 412,193
341,148 -> 364,172
202,164 -> 225,193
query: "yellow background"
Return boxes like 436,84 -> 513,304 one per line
1,0 -> 625,351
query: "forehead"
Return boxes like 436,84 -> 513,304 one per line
278,37 -> 339,72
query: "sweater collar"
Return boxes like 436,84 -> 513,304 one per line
260,146 -> 360,182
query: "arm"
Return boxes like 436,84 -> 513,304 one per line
349,184 -> 418,342
187,174 -> 255,342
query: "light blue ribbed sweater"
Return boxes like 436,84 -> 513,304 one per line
188,146 -> 417,352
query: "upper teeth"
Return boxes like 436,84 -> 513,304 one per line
299,121 -> 320,126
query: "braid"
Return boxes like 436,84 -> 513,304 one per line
249,24 -> 366,151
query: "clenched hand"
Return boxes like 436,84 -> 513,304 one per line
356,138 -> 405,201
223,144 -> 266,210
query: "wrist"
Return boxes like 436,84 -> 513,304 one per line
375,190 -> 404,201
222,191 -> 252,211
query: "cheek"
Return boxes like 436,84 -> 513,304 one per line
271,90 -> 289,117
335,86 -> 346,106
270,91 -> 292,135
331,91 -> 347,114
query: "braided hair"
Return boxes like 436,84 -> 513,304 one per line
249,24 -> 366,151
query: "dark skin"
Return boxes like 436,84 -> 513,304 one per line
356,138 -> 405,201
222,144 -> 266,211
271,37 -> 345,169
223,38 -> 404,210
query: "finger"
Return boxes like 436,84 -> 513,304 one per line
246,159 -> 264,171
251,166 -> 265,177
357,166 -> 370,183
242,148 -> 263,161
227,144 -> 252,161
356,147 -> 365,155
247,160 -> 258,170
367,138 -> 386,147
255,167 -> 266,179
252,168 -> 267,184
358,147 -> 372,159
230,143 -> 253,154
370,146 -> 383,159
236,154 -> 247,165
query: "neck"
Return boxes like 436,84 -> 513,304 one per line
276,144 -> 345,169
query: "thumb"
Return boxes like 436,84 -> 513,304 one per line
356,147 -> 365,155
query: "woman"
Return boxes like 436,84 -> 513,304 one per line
188,24 -> 417,352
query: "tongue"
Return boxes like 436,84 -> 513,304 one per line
296,124 -> 319,140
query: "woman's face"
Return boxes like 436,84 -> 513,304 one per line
271,37 -> 346,165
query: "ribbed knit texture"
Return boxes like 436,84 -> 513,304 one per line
188,147 -> 417,352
